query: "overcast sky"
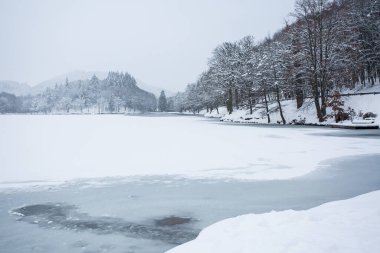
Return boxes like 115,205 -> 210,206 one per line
0,0 -> 295,91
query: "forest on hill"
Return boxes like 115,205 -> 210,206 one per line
0,72 -> 157,113
168,0 -> 380,123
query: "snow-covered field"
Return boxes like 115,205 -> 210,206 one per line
0,115 -> 379,185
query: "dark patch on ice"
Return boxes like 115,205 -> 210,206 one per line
155,216 -> 192,226
70,240 -> 89,248
308,128 -> 380,139
10,203 -> 197,245
11,203 -> 74,217
264,134 -> 287,139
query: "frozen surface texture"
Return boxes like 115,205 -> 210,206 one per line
1,153 -> 380,253
0,115 -> 379,253
0,115 -> 379,184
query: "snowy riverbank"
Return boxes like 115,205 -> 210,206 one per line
204,87 -> 380,128
167,190 -> 380,253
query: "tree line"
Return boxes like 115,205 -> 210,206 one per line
169,0 -> 380,122
0,72 -> 157,113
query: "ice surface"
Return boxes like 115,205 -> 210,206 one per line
10,203 -> 196,245
1,154 -> 380,253
1,114 -> 379,252
1,115 -> 380,184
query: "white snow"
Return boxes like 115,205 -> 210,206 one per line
167,190 -> 380,253
206,91 -> 380,126
0,114 -> 379,185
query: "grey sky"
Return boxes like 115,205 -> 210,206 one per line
0,0 -> 295,91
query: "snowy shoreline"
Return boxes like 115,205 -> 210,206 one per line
167,190 -> 380,253
199,88 -> 380,130
214,118 -> 380,129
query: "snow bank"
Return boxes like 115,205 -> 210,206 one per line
204,107 -> 228,118
207,89 -> 380,126
167,191 -> 380,253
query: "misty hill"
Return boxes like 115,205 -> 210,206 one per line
1,70 -> 172,99
32,70 -> 109,95
136,80 -> 175,97
32,71 -> 157,113
0,72 -> 157,113
0,81 -> 32,96
31,70 -> 172,97
0,71 -> 109,96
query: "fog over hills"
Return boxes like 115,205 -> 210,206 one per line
0,80 -> 31,96
0,70 -> 173,97
31,70 -> 109,94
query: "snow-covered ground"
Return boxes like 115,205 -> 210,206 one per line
205,88 -> 380,126
168,190 -> 380,253
1,115 -> 379,186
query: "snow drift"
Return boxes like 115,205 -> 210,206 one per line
167,191 -> 380,253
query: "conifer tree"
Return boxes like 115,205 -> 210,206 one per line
158,90 -> 167,112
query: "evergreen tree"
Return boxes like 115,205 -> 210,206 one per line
158,90 -> 167,112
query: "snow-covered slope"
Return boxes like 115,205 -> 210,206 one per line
168,191 -> 380,253
206,88 -> 380,125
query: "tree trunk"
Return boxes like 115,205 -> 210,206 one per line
227,88 -> 233,114
235,88 -> 239,109
275,84 -> 286,124
320,86 -> 326,117
263,88 -> 270,123
295,75 -> 304,109
248,88 -> 253,114
312,78 -> 323,122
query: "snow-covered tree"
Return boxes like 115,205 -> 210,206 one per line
158,90 -> 167,112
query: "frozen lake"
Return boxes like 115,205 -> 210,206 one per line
1,114 -> 379,182
0,115 -> 380,252
1,154 -> 380,253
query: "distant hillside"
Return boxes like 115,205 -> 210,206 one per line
31,70 -> 109,94
0,71 -> 108,96
32,71 -> 157,113
136,79 -> 175,97
0,71 -> 158,114
31,71 -> 172,97
0,80 -> 32,96
1,70 -> 172,101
